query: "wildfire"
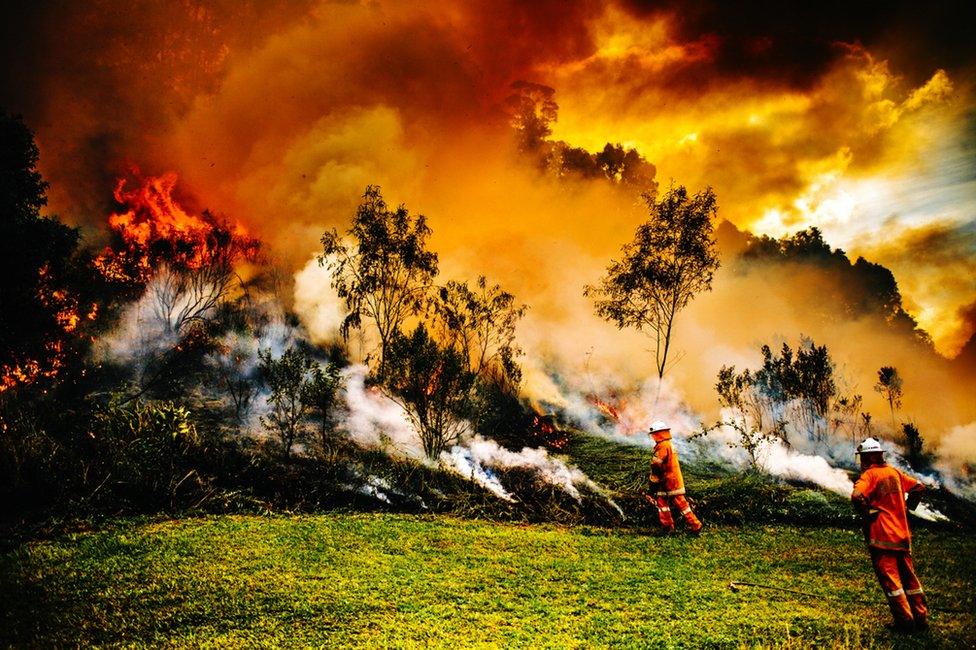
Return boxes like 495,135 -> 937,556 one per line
0,266 -> 97,394
587,394 -> 651,436
528,408 -> 569,450
0,342 -> 66,394
590,396 -> 621,422
95,170 -> 258,285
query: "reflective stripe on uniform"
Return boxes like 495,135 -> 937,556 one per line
680,506 -> 692,515
655,488 -> 686,496
869,538 -> 911,551
905,588 -> 924,596
887,588 -> 905,598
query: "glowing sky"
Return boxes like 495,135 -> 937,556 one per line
1,1 -> 974,429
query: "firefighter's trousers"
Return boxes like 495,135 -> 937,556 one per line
655,494 -> 701,532
869,548 -> 928,627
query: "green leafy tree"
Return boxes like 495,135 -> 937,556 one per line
430,276 -> 526,382
585,185 -> 719,378
874,366 -> 903,429
302,361 -> 344,454
319,186 -> 439,377
259,346 -> 316,459
384,325 -> 476,459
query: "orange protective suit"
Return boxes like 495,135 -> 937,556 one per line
852,463 -> 927,629
648,430 -> 701,532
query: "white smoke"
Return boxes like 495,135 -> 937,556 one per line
442,445 -> 513,501
93,278 -> 180,374
340,364 -> 421,456
338,365 -> 614,506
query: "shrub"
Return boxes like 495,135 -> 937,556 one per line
91,399 -> 201,509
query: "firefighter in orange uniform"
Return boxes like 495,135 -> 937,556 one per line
645,420 -> 702,534
851,437 -> 928,633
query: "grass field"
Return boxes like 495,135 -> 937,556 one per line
2,513 -> 973,648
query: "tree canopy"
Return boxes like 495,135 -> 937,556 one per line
585,184 -> 720,378
0,112 -> 83,391
319,186 -> 439,377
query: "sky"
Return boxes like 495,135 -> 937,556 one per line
1,0 -> 974,439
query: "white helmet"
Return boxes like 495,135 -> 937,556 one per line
649,420 -> 669,434
856,437 -> 885,455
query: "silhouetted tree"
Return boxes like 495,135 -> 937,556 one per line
874,366 -> 903,430
0,112 -> 83,391
753,340 -> 836,440
505,80 -> 558,153
739,227 -> 925,341
714,365 -> 785,469
901,422 -> 931,471
585,185 -> 719,378
303,361 -> 344,454
430,276 -> 526,383
319,186 -> 439,377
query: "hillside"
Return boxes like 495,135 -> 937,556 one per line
2,513 -> 973,648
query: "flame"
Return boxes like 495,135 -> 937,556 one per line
587,394 -> 651,436
95,170 -> 258,285
589,395 -> 621,422
1,265 -> 98,393
528,405 -> 568,450
0,341 -> 66,394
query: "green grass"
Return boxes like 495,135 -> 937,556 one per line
2,513 -> 973,648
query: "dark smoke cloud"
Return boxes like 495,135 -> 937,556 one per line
622,0 -> 976,87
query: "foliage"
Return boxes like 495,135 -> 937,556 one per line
504,82 -> 657,190
875,366 -> 903,429
258,346 -> 316,459
504,80 -> 558,152
739,227 -> 927,342
697,339 -> 874,473
585,184 -> 720,378
753,340 -> 837,441
830,394 -> 871,450
302,360 -> 344,455
4,514 -> 974,647
383,325 -> 476,459
318,186 -> 439,377
470,375 -> 532,447
901,422 -> 932,472
0,112 -> 93,392
712,365 -> 786,469
90,398 -> 202,508
429,276 -> 526,383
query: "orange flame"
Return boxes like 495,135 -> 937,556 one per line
95,170 -> 258,285
1,265 -> 99,393
587,394 -> 651,436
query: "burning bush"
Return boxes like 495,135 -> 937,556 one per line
95,171 -> 259,290
0,113 -> 100,394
